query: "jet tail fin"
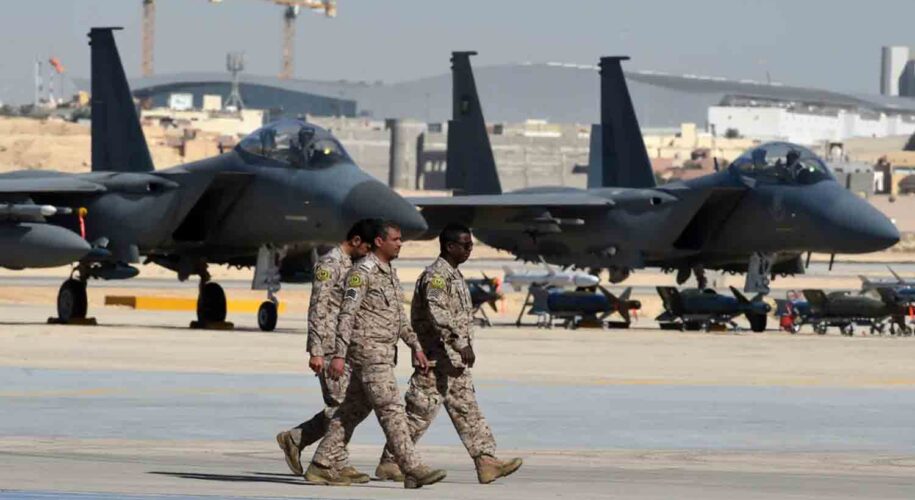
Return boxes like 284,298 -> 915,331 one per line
598,56 -> 655,188
446,51 -> 502,195
89,27 -> 154,173
586,124 -> 603,188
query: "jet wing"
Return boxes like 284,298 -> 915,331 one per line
410,193 -> 615,236
0,177 -> 107,194
408,194 -> 614,207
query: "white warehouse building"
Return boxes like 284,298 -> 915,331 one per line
708,105 -> 915,145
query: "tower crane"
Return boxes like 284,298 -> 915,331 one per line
140,0 -> 336,79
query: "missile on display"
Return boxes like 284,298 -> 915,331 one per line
502,259 -> 599,291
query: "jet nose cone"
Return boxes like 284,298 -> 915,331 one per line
342,181 -> 428,239
822,190 -> 899,253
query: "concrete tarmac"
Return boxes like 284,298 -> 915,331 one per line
2,304 -> 915,498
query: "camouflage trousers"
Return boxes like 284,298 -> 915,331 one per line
312,362 -> 423,475
288,361 -> 352,466
380,365 -> 496,464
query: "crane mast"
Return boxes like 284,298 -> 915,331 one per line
139,0 -> 336,79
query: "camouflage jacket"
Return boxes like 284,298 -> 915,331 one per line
306,245 -> 351,357
334,252 -> 422,366
411,256 -> 474,368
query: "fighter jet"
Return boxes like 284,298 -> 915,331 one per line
502,259 -> 600,292
656,286 -> 771,332
412,52 -> 899,294
0,28 -> 426,331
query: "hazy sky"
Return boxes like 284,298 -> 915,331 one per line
1,0 -> 914,102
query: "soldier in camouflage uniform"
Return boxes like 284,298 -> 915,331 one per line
275,220 -> 373,483
375,223 -> 523,484
305,220 -> 447,489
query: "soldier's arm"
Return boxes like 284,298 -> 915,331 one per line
397,285 -> 423,352
425,276 -> 470,351
306,263 -> 340,357
333,268 -> 368,360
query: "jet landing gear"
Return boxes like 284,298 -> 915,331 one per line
744,252 -> 775,294
52,278 -> 92,324
190,246 -> 285,332
252,245 -> 286,332
191,268 -> 233,330
258,294 -> 279,332
50,265 -> 95,325
197,282 -> 227,324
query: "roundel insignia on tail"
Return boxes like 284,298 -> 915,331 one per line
430,274 -> 446,290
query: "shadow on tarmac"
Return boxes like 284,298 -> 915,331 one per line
150,471 -> 403,489
0,320 -> 305,335
150,471 -> 305,486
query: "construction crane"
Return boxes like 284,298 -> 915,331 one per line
142,0 -> 155,77
140,0 -> 336,79
274,0 -> 336,79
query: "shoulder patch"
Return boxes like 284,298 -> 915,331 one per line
315,267 -> 332,282
429,274 -> 446,290
348,273 -> 364,288
344,288 -> 359,301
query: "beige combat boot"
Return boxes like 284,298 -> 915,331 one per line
474,454 -> 523,484
304,462 -> 352,486
374,460 -> 404,481
340,465 -> 371,484
403,465 -> 447,489
275,431 -> 303,476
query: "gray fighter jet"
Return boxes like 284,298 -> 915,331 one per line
0,28 -> 426,331
412,52 -> 898,293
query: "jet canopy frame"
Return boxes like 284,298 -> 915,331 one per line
729,142 -> 834,186
236,119 -> 352,169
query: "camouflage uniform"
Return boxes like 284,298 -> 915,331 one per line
311,252 -> 427,475
380,256 -> 497,464
286,246 -> 353,465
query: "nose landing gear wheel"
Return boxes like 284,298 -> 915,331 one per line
258,301 -> 278,332
57,279 -> 88,322
197,282 -> 227,324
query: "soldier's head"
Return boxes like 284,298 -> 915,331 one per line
344,219 -> 374,259
368,219 -> 403,262
439,223 -> 473,265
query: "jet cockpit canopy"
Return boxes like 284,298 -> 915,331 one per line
236,119 -> 351,169
730,142 -> 833,185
